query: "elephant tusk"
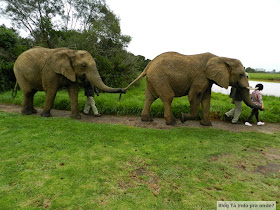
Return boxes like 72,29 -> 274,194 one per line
246,86 -> 258,90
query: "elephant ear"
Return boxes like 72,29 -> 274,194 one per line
48,50 -> 76,82
204,57 -> 234,89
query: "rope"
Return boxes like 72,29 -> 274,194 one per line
12,82 -> 18,98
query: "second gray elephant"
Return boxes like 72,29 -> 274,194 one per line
125,52 -> 261,126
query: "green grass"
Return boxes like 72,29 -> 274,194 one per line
0,111 -> 279,209
249,73 -> 280,82
1,79 -> 280,123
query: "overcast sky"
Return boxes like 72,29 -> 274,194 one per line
1,0 -> 279,71
106,0 -> 280,71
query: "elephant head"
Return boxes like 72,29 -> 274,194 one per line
47,49 -> 125,93
204,57 -> 261,109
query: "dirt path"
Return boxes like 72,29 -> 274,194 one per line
1,103 -> 279,134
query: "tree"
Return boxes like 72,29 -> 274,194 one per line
0,25 -> 29,91
0,0 -> 150,88
245,67 -> 256,73
1,0 -> 131,49
1,0 -> 64,47
255,68 -> 266,73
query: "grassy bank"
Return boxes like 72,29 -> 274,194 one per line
0,111 -> 279,209
1,79 -> 279,123
248,73 -> 280,82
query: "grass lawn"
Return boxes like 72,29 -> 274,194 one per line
0,111 -> 279,209
248,73 -> 280,82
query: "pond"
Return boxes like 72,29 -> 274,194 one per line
212,81 -> 280,97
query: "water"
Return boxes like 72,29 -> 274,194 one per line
212,81 -> 280,97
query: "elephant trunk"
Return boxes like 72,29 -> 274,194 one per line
86,68 -> 124,93
241,88 -> 262,109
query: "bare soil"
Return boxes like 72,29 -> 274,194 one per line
1,103 -> 279,134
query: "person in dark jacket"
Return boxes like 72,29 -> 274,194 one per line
224,87 -> 243,124
224,72 -> 249,124
83,79 -> 101,117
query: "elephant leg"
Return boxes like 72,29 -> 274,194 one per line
41,88 -> 58,117
200,87 -> 212,126
22,89 -> 37,115
181,88 -> 203,123
162,97 -> 176,125
141,87 -> 156,122
68,84 -> 81,119
30,90 -> 38,113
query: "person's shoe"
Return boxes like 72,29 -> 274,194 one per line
94,113 -> 101,117
245,122 -> 252,126
257,121 -> 265,126
232,121 -> 241,124
224,114 -> 231,122
83,111 -> 90,115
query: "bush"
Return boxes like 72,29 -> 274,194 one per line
0,59 -> 15,92
0,25 -> 30,92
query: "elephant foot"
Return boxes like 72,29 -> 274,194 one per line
41,111 -> 52,117
141,115 -> 153,122
71,113 -> 81,119
22,108 -> 35,115
200,120 -> 212,126
166,118 -> 177,126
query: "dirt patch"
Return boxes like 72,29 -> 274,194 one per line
1,103 -> 280,134
255,163 -> 280,175
254,148 -> 280,176
208,147 -> 280,176
117,158 -> 161,197
129,167 -> 161,196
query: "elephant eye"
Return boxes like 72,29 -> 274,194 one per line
81,62 -> 87,68
239,73 -> 244,78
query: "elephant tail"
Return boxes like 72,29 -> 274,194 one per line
12,82 -> 18,98
125,62 -> 151,90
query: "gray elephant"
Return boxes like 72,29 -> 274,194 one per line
125,52 -> 261,126
14,47 -> 125,118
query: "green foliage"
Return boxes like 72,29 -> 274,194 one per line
245,67 -> 256,73
0,25 -> 29,92
0,0 -> 130,49
0,26 -> 17,49
246,67 -> 279,74
0,1 -> 149,88
0,59 -> 14,92
0,111 -> 279,208
1,0 -> 64,47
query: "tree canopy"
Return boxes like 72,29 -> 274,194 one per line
1,0 -> 131,49
0,25 -> 29,91
0,0 -> 150,91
